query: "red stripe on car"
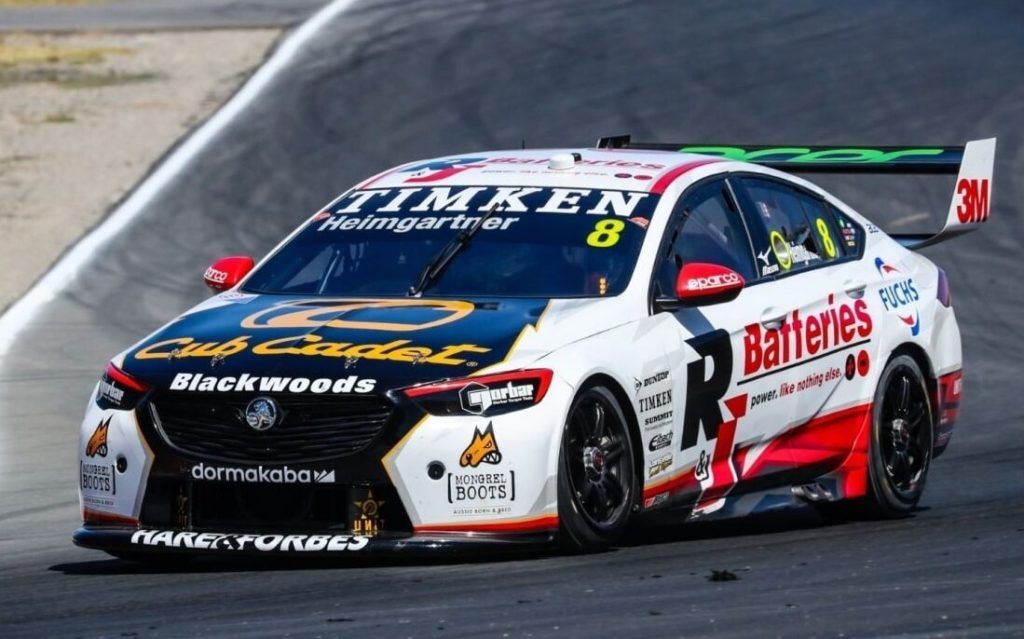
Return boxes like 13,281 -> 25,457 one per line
650,159 -> 721,194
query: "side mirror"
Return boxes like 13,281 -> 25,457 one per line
203,256 -> 254,291
675,262 -> 745,306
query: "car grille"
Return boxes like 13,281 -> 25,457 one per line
140,479 -> 413,535
148,392 -> 393,463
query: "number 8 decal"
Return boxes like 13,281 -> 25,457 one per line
587,219 -> 625,248
815,218 -> 837,258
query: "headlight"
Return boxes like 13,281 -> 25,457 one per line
403,369 -> 552,417
95,362 -> 151,410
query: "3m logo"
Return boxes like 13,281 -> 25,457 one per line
956,178 -> 990,223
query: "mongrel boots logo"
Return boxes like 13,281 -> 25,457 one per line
743,296 -> 873,376
191,462 -> 335,484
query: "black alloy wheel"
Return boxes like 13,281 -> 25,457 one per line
866,354 -> 934,517
558,385 -> 637,552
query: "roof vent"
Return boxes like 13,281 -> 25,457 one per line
548,153 -> 578,170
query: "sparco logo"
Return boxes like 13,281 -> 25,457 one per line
203,267 -> 228,284
687,273 -> 740,291
191,462 -> 335,484
460,381 -> 534,414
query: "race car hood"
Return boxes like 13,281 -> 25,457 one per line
120,294 -> 551,394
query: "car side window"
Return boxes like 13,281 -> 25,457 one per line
655,180 -> 756,297
795,192 -> 845,260
741,177 -> 825,277
829,205 -> 865,255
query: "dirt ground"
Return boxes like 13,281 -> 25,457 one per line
0,29 -> 280,312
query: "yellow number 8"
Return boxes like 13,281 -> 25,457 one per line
587,219 -> 625,248
815,218 -> 837,258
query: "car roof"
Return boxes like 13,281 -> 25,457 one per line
358,148 -> 724,194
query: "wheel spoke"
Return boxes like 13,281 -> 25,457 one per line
605,473 -> 624,504
594,482 -> 610,518
907,438 -> 923,459
603,439 -> 624,463
897,375 -> 911,415
571,410 -> 590,442
893,452 -> 909,487
569,462 -> 588,494
593,402 -> 606,438
883,380 -> 900,413
582,480 -> 596,504
908,411 -> 925,432
884,449 -> 897,471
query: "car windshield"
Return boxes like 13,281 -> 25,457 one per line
242,185 -> 660,298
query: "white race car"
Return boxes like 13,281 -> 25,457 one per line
74,137 -> 993,557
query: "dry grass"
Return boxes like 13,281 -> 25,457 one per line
43,111 -> 75,123
0,38 -> 131,66
0,35 -> 149,89
53,70 -> 159,88
0,67 -> 161,88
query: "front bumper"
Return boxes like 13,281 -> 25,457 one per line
78,372 -> 570,546
73,525 -> 555,558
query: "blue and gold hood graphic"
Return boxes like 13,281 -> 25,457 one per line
123,296 -> 548,392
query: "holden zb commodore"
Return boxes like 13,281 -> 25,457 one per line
74,137 -> 994,559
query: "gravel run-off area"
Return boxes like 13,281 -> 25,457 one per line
0,29 -> 280,312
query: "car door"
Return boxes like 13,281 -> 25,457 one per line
729,175 -> 871,489
652,177 -> 795,515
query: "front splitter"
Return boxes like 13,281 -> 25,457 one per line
73,525 -> 556,559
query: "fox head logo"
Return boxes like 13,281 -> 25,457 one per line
86,417 -> 111,458
460,423 -> 502,468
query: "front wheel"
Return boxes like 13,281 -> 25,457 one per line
557,385 -> 637,553
865,354 -> 934,518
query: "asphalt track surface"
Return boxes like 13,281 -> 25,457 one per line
0,0 -> 325,31
1,1 -> 1023,637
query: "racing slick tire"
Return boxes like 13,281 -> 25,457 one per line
557,384 -> 638,553
863,354 -> 935,518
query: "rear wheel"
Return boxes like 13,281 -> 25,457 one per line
557,385 -> 637,552
865,354 -> 934,517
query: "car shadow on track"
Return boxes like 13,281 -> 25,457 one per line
48,506 -> 929,575
621,504 -> 930,548
48,547 -> 559,575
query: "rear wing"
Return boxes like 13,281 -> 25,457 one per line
596,136 -> 996,249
